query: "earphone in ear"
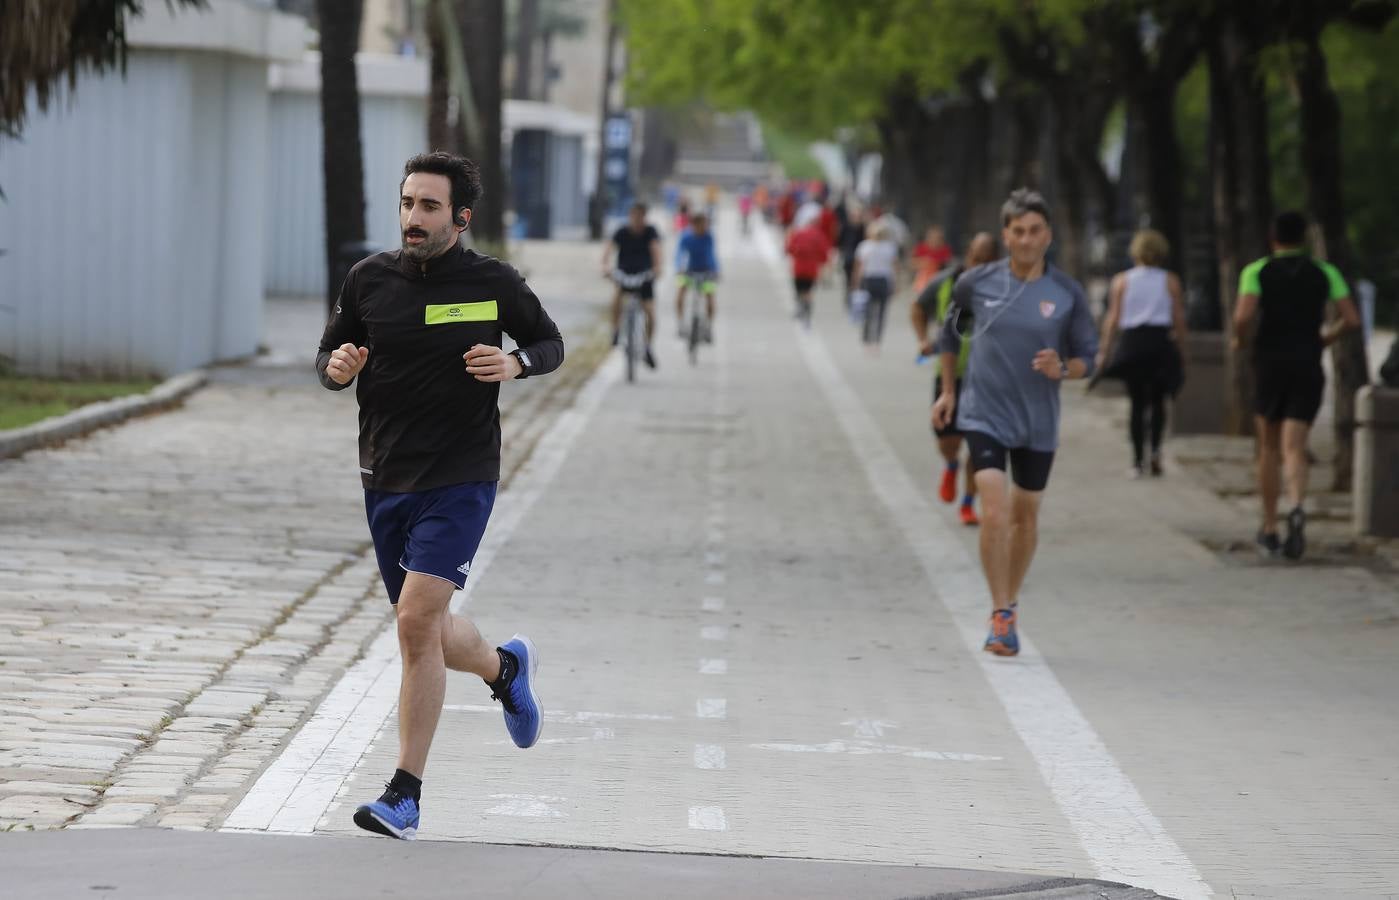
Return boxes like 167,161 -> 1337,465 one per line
454,210 -> 467,227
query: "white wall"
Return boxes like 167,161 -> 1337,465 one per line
0,0 -> 305,378
264,53 -> 428,297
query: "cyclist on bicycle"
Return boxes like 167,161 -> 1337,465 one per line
675,212 -> 719,342
602,201 -> 662,368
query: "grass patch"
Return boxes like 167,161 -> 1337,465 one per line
760,122 -> 826,182
0,375 -> 158,431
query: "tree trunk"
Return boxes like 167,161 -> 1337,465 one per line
427,7 -> 456,152
589,0 -> 618,240
512,0 -> 538,100
316,0 -> 367,313
1132,80 -> 1185,268
1208,16 -> 1272,435
463,0 -> 504,245
1293,26 -> 1369,490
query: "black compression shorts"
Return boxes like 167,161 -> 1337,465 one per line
1253,358 -> 1324,424
963,431 -> 1055,492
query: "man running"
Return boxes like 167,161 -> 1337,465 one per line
1232,210 -> 1360,560
675,212 -> 720,341
933,189 -> 1097,656
786,215 -> 832,326
912,231 -> 997,526
317,151 -> 562,839
602,201 -> 661,368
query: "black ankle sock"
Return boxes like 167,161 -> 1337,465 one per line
489,647 -> 518,690
388,768 -> 421,802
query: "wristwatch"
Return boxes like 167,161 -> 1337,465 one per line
510,348 -> 533,379
1059,359 -> 1070,379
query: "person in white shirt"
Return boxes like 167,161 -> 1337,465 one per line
1096,229 -> 1187,477
851,223 -> 902,348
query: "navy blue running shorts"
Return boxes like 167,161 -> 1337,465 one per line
364,481 -> 497,604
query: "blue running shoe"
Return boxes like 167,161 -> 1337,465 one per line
353,785 -> 419,840
983,608 -> 1020,657
493,634 -> 542,748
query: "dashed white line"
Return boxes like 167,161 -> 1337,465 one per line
688,805 -> 728,831
693,745 -> 727,770
696,698 -> 727,719
698,658 -> 728,675
700,625 -> 728,641
701,596 -> 725,612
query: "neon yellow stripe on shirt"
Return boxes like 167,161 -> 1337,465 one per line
425,301 -> 498,324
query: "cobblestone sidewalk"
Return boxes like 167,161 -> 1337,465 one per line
0,241 -> 609,832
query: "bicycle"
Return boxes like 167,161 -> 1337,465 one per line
613,269 -> 654,383
677,270 -> 717,366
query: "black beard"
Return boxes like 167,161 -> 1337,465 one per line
402,228 -> 452,261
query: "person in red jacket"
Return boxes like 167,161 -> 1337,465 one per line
786,220 -> 832,327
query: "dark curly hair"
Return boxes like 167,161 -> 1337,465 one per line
401,151 -> 482,223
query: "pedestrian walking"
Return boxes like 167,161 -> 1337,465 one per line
317,151 -> 562,839
1232,210 -> 1360,560
852,222 -> 901,350
912,232 -> 998,526
932,189 -> 1098,656
838,203 -> 867,311
1095,229 -> 1187,478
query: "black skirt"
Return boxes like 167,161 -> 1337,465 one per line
1100,325 -> 1184,395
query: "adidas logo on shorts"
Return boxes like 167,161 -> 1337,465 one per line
457,561 -> 471,576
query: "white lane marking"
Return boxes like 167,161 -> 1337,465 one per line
486,794 -> 566,818
842,718 -> 897,739
698,658 -> 727,675
751,740 -> 1002,762
688,806 -> 727,831
704,571 -> 726,586
484,728 -> 613,746
696,698 -> 727,719
703,551 -> 725,566
223,353 -> 625,835
700,625 -> 727,642
693,745 -> 727,770
701,596 -> 725,612
442,704 -> 673,724
752,224 -> 1211,900
706,528 -> 724,544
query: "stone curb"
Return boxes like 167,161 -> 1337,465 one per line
0,370 -> 207,460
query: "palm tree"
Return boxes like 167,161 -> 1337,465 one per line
1,0 -> 205,139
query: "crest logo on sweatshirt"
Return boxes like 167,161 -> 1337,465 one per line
1039,300 -> 1056,318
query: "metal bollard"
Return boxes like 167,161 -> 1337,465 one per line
1353,385 -> 1399,537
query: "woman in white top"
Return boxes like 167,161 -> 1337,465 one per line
1097,229 -> 1187,476
852,222 -> 901,347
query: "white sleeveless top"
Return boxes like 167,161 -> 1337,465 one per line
1120,266 -> 1174,328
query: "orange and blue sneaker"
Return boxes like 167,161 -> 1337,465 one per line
959,499 -> 979,527
938,464 -> 958,504
983,608 -> 1019,657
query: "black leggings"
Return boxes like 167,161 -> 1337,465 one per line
861,276 -> 891,344
1127,377 -> 1166,464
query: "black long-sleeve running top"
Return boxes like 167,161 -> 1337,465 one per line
316,244 -> 564,492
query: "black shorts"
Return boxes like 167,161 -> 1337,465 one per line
1254,358 -> 1324,424
932,377 -> 962,438
794,276 -> 815,294
617,274 -> 654,301
963,431 -> 1055,492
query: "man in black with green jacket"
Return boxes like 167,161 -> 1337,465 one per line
318,151 -> 563,840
